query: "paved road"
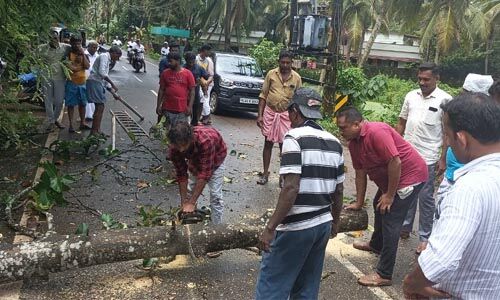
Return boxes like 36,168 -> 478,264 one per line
6,57 -> 425,300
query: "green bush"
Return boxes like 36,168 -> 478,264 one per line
0,110 -> 39,150
248,38 -> 284,73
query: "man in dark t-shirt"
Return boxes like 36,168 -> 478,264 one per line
184,51 -> 212,125
156,52 -> 195,130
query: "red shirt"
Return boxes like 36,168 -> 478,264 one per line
170,126 -> 227,182
349,121 -> 428,192
160,68 -> 195,113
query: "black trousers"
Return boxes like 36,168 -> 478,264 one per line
190,85 -> 201,126
368,183 -> 424,279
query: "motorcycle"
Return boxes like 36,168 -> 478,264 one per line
131,49 -> 144,73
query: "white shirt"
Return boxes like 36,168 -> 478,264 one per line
84,50 -> 98,78
112,39 -> 122,46
133,44 -> 145,59
419,153 -> 500,299
399,87 -> 452,164
161,46 -> 169,56
89,52 -> 110,83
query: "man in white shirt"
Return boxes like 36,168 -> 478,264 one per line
196,44 -> 215,125
133,39 -> 146,73
396,62 -> 452,254
84,41 -> 99,122
403,92 -> 500,299
86,46 -> 122,135
161,42 -> 169,58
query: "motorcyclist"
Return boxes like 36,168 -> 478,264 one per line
127,39 -> 136,64
132,39 -> 146,73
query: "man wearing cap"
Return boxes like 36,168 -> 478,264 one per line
338,106 -> 428,286
395,62 -> 452,255
436,73 -> 493,210
256,88 -> 344,299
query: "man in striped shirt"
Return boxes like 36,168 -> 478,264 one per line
255,88 -> 345,299
403,93 -> 500,299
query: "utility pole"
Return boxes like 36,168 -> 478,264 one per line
323,0 -> 342,117
289,0 -> 297,48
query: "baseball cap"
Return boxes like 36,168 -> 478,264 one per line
463,73 -> 494,95
288,87 -> 323,119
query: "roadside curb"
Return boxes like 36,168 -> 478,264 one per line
0,121 -> 62,300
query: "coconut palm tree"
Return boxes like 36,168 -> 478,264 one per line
481,0 -> 500,72
419,0 -> 472,63
342,0 -> 371,62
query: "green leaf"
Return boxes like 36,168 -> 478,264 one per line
50,177 -> 62,193
75,223 -> 89,236
142,258 -> 158,268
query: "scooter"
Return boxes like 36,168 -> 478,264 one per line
131,49 -> 144,73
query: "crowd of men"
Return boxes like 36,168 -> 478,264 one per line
40,30 -> 121,135
39,30 -> 500,298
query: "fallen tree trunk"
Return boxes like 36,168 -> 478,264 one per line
0,209 -> 367,283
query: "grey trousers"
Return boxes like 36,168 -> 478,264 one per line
401,164 -> 436,241
189,163 -> 225,224
369,183 -> 424,279
42,79 -> 66,123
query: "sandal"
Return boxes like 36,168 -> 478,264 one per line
257,172 -> 269,185
79,124 -> 92,130
357,273 -> 392,287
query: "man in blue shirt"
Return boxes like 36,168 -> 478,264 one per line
158,42 -> 180,77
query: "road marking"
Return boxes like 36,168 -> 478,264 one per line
150,90 -> 157,97
326,235 -> 394,299
133,75 -> 143,83
145,60 -> 158,67
121,65 -> 129,71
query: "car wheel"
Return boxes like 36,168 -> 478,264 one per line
210,92 -> 221,115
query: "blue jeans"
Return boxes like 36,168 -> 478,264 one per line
255,221 -> 331,300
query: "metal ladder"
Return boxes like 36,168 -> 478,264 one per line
110,110 -> 149,139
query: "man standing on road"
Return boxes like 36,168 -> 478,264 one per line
256,88 -> 344,299
196,44 -> 215,125
158,42 -> 180,77
168,122 -> 227,227
161,41 -> 169,59
86,45 -> 122,136
256,51 -> 302,185
184,51 -> 212,126
403,93 -> 500,299
84,41 -> 99,123
64,35 -> 90,133
396,62 -> 452,255
339,107 -> 428,287
156,52 -> 195,130
39,31 -> 70,131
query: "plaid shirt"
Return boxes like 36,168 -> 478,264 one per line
170,126 -> 227,182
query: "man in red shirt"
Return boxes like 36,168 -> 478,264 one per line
337,107 -> 428,287
156,52 -> 195,129
169,122 -> 227,228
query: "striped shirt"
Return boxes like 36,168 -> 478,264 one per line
277,120 -> 344,231
419,153 -> 500,299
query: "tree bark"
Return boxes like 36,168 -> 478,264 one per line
0,209 -> 367,283
224,0 -> 233,51
358,15 -> 382,67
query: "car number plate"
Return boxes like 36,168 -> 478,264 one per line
239,97 -> 259,104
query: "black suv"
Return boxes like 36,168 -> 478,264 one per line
210,53 -> 264,114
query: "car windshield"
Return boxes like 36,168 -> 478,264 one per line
216,56 -> 263,77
